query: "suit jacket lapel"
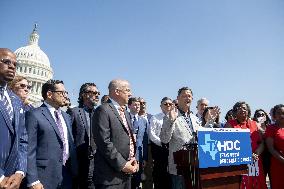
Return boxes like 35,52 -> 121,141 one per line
0,96 -> 14,134
41,107 -> 62,142
108,102 -> 130,135
9,91 -> 21,132
125,111 -> 136,150
78,108 -> 89,137
62,112 -> 74,143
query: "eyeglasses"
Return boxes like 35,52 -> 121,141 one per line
140,101 -> 146,105
163,103 -> 172,106
236,106 -> 247,111
85,90 -> 100,96
117,88 -> 131,93
51,90 -> 68,96
0,59 -> 17,67
256,113 -> 265,117
18,83 -> 32,90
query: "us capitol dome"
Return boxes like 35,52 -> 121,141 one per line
14,24 -> 53,105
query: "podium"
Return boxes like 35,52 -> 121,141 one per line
174,149 -> 247,189
200,164 -> 247,189
174,128 -> 251,189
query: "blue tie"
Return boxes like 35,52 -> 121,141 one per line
0,87 -> 13,121
133,116 -> 139,134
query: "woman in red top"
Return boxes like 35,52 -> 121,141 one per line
226,101 -> 267,189
265,104 -> 284,189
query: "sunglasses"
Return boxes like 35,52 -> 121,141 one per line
163,103 -> 173,106
0,59 -> 17,67
256,113 -> 265,117
18,83 -> 32,90
85,91 -> 100,96
140,102 -> 146,105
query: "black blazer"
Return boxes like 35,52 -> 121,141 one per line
69,107 -> 96,150
69,107 -> 96,175
92,100 -> 136,185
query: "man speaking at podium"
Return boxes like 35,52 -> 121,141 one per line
160,87 -> 200,189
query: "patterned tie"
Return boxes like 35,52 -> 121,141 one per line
54,110 -> 68,165
118,106 -> 135,158
0,87 -> 13,121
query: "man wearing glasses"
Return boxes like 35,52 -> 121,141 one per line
68,83 -> 100,189
26,80 -> 77,189
0,48 -> 27,189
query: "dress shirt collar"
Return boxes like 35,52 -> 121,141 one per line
178,107 -> 192,117
130,113 -> 138,120
83,105 -> 94,113
109,98 -> 125,113
0,84 -> 7,91
44,101 -> 61,113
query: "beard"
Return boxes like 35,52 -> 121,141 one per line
89,99 -> 98,107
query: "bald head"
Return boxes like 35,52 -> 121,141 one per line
108,79 -> 130,92
108,79 -> 132,106
0,48 -> 17,85
0,48 -> 14,56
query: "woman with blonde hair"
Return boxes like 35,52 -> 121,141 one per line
8,75 -> 34,111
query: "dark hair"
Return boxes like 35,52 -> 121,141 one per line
253,109 -> 271,126
232,101 -> 251,118
42,80 -> 64,100
225,109 -> 234,121
77,83 -> 97,107
272,104 -> 284,118
161,97 -> 172,104
177,87 -> 193,96
128,97 -> 139,106
202,107 -> 220,126
101,95 -> 109,104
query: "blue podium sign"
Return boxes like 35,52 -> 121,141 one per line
198,127 -> 252,168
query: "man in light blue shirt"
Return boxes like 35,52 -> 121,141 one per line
128,97 -> 147,189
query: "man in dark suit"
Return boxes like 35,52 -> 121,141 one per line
92,79 -> 139,189
0,48 -> 27,189
26,80 -> 77,189
69,83 -> 100,189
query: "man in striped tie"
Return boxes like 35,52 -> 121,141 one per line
0,48 -> 27,189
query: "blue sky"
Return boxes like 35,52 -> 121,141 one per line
1,0 -> 283,118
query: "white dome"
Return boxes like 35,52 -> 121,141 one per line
14,25 -> 53,106
14,27 -> 50,67
15,45 -> 50,67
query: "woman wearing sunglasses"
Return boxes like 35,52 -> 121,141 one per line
8,75 -> 34,111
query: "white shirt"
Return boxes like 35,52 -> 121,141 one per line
149,112 -> 166,146
44,102 -> 69,160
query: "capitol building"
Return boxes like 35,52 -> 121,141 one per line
14,25 -> 53,105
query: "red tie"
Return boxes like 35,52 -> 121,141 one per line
118,106 -> 135,159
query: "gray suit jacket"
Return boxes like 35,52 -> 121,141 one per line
92,100 -> 136,185
160,112 -> 200,175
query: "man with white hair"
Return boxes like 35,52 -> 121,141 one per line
196,97 -> 209,122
